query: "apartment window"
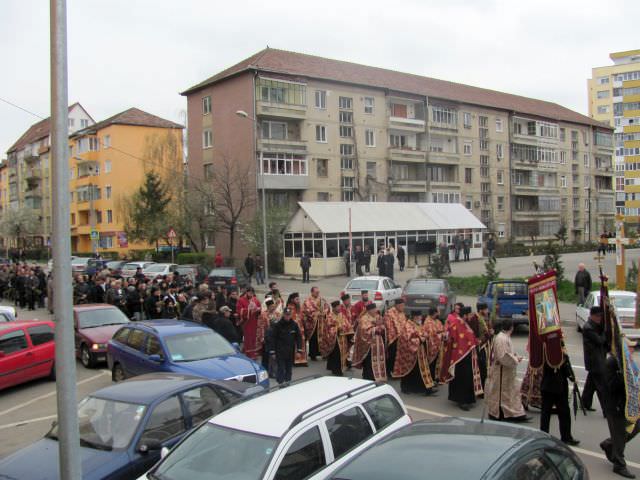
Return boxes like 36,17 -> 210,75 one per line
68,118 -> 75,128
80,119 -> 89,128
431,106 -> 457,126
315,125 -> 327,143
339,111 -> 353,124
71,213 -> 75,225
497,170 -> 504,185
364,97 -> 375,114
314,90 -> 326,109
341,157 -> 353,170
107,210 -> 113,223
597,106 -> 609,114
339,97 -> 353,110
317,192 -> 329,201
465,195 -> 473,209
99,235 -> 113,249
339,126 -> 353,138
513,122 -> 522,135
480,140 -> 489,151
104,160 -> 111,173
463,143 -> 472,156
258,78 -> 306,105
479,116 -> 488,128
203,129 -> 213,148
480,166 -> 489,178
262,121 -> 287,140
560,151 -> 567,164
560,176 -> 567,188
316,158 -> 328,177
481,194 -> 490,205
480,154 -> 489,166
497,196 -> 504,211
464,168 -> 472,184
342,191 -> 354,201
527,121 -> 537,136
103,135 -> 111,148
340,144 -> 353,156
496,143 -> 503,159
597,76 -> 609,85
463,112 -> 472,128
597,90 -> 610,99
366,162 -> 376,178
367,194 -> 378,202
204,163 -> 214,180
96,211 -> 102,224
105,186 -> 112,199
260,153 -> 307,175
365,129 -> 375,147
495,118 -> 503,132
202,96 -> 211,114
584,176 -> 590,188
583,154 -> 590,167
481,182 -> 491,193
389,134 -> 406,148
559,128 -> 566,141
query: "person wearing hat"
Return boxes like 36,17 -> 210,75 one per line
393,310 -> 437,395
270,307 -> 303,384
352,303 -> 387,381
237,287 -> 262,360
286,292 -> 307,366
423,307 -> 445,383
582,305 -> 608,412
258,299 -> 280,376
320,300 -> 354,376
384,298 -> 408,373
351,290 -> 372,323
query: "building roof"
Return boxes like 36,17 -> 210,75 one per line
71,107 -> 183,137
286,202 -> 486,234
183,48 -> 606,128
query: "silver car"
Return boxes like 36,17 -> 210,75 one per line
121,261 -> 155,279
343,276 -> 403,312
576,290 -> 639,341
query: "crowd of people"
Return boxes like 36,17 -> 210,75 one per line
0,263 -> 47,310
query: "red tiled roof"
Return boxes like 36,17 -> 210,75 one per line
183,48 -> 606,128
73,107 -> 184,135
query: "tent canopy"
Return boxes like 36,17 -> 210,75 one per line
286,202 -> 486,234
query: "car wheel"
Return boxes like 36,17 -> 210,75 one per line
112,363 -> 126,382
80,345 -> 95,369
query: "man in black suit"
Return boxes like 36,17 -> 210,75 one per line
582,305 -> 608,412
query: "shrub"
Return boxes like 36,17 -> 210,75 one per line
177,252 -> 215,268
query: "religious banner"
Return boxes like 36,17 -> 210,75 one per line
527,270 -> 564,369
117,232 -> 128,248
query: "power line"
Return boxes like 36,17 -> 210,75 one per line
0,96 -> 45,120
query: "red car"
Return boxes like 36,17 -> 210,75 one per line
0,320 -> 55,391
74,304 -> 130,368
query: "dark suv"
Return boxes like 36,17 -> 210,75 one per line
207,268 -> 251,290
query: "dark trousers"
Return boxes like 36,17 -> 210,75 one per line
301,268 -> 310,283
356,262 -> 363,276
602,413 -> 640,468
463,249 -> 470,261
362,351 -> 374,381
398,259 -> 405,272
276,356 -> 293,384
345,261 -> 350,277
540,391 -> 572,441
308,329 -> 319,359
582,371 -> 606,410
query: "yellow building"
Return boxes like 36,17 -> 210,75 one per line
0,161 -> 8,248
68,108 -> 183,255
588,49 -> 640,221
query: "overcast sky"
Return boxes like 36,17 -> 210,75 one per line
1,0 -> 638,155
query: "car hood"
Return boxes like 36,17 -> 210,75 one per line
0,438 -> 129,480
78,324 -> 127,344
171,354 -> 260,381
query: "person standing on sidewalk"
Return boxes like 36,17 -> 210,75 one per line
574,263 -> 592,306
486,234 -> 496,260
254,254 -> 264,285
300,253 -> 311,284
463,236 -> 471,262
397,245 -> 405,272
244,253 -> 255,282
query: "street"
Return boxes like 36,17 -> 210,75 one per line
1,250 -> 639,479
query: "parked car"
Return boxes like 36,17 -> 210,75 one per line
0,320 -> 55,391
478,280 -> 529,329
0,305 -> 17,321
139,376 -> 411,480
207,267 -> 251,290
329,417 -> 587,480
107,320 -> 269,388
343,276 -> 403,312
576,290 -> 639,341
106,260 -> 128,277
142,263 -> 179,280
176,264 -> 209,283
402,278 -> 456,319
0,373 -> 264,480
86,259 -> 110,277
74,304 -> 130,368
71,257 -> 92,275
121,261 -> 156,279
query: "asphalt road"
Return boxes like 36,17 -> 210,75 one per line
2,248 -> 639,479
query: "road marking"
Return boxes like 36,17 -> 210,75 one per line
0,414 -> 57,431
0,370 -> 109,417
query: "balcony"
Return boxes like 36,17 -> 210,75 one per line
390,179 -> 427,193
429,150 -> 460,165
430,179 -> 460,189
75,152 -> 99,165
23,151 -> 39,163
258,174 -> 309,190
24,169 -> 41,181
512,184 -> 559,195
388,117 -> 426,133
25,187 -> 43,198
258,138 -> 307,154
389,147 -> 427,163
513,210 -> 560,219
256,101 -> 306,119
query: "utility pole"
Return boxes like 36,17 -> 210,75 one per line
51,1 -> 81,478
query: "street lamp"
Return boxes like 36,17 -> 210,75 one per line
236,110 -> 269,283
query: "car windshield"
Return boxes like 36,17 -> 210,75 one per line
73,258 -> 91,266
49,396 -> 146,450
495,283 -> 527,296
77,308 -> 130,329
123,263 -> 142,270
153,423 -> 277,480
107,261 -> 123,268
209,269 -> 235,277
347,279 -> 379,291
612,295 -> 636,309
145,265 -> 170,273
165,331 -> 235,362
405,281 -> 443,294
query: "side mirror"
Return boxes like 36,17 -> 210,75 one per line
160,446 -> 170,459
138,439 -> 163,454
231,342 -> 240,352
148,354 -> 163,363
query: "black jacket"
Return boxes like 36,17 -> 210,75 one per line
271,318 -> 302,361
541,355 -> 574,394
582,319 -> 607,374
574,270 -> 592,293
604,353 -> 625,416
203,312 -> 239,344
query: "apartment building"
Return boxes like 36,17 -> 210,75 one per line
183,49 -> 614,255
588,49 -> 640,221
4,103 -> 94,247
68,108 -> 183,255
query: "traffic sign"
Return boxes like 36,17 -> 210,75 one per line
90,230 -> 99,240
167,227 -> 177,239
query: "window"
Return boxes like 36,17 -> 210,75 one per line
367,194 -> 377,202
105,186 -> 112,199
104,160 -> 111,173
107,210 -> 113,224
431,106 -> 457,126
598,105 -> 610,114
275,427 -> 326,480
140,396 -> 186,445
497,170 -> 504,185
463,112 -> 472,128
317,192 -> 329,201
96,210 -> 102,223
463,143 -> 472,155
68,118 -> 75,128
560,176 -> 567,188
365,129 -> 375,147
314,90 -> 326,109
204,164 -> 214,180
389,134 -> 406,148
315,125 -> 327,143
316,158 -> 328,177
506,452 -> 557,480
261,152 -> 307,175
99,235 -> 113,249
261,121 -> 287,140
183,386 -> 225,426
496,118 -> 503,132
0,329 -> 28,354
80,119 -> 89,128
465,196 -> 473,209
202,96 -> 211,114
480,139 -> 489,151
339,96 -> 353,110
584,154 -> 590,167
326,407 -> 373,459
480,166 -> 489,178
70,213 -> 76,225
339,126 -> 353,138
339,111 -> 353,124
366,162 -> 376,178
496,143 -> 503,159
340,144 -> 353,157
341,157 -> 353,170
363,395 -> 403,430
364,96 -> 375,114
342,190 -> 354,201
127,329 -> 146,350
560,151 -> 567,164
597,90 -> 610,99
559,128 -> 566,141
497,196 -> 504,211
342,176 -> 355,190
103,135 -> 111,148
546,449 -> 581,479
203,129 -> 213,148
257,78 -> 306,106
113,327 -> 131,344
597,76 -> 610,85
464,168 -> 472,184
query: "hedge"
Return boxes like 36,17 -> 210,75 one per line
176,252 -> 215,268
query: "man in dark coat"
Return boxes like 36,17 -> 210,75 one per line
300,253 -> 311,284
270,308 -> 302,384
397,246 -> 405,272
354,245 -> 364,276
383,249 -> 395,280
244,254 -> 255,281
540,353 -> 580,446
204,306 -> 239,344
582,306 -> 608,412
574,263 -> 592,306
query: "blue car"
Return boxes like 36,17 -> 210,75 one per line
107,320 -> 269,389
0,373 -> 264,480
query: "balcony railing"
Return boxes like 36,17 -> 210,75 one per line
388,117 -> 426,132
388,147 -> 427,162
258,138 -> 307,153
256,101 -> 307,119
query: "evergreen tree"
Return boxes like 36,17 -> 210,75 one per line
483,256 -> 500,283
427,254 -> 448,278
542,242 -> 564,281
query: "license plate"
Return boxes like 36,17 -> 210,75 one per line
214,280 -> 226,285
96,355 -> 106,362
415,299 -> 432,305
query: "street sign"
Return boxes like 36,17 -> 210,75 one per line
90,230 -> 99,240
167,227 -> 177,239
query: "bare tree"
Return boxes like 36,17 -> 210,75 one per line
0,207 -> 39,249
171,181 -> 217,252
